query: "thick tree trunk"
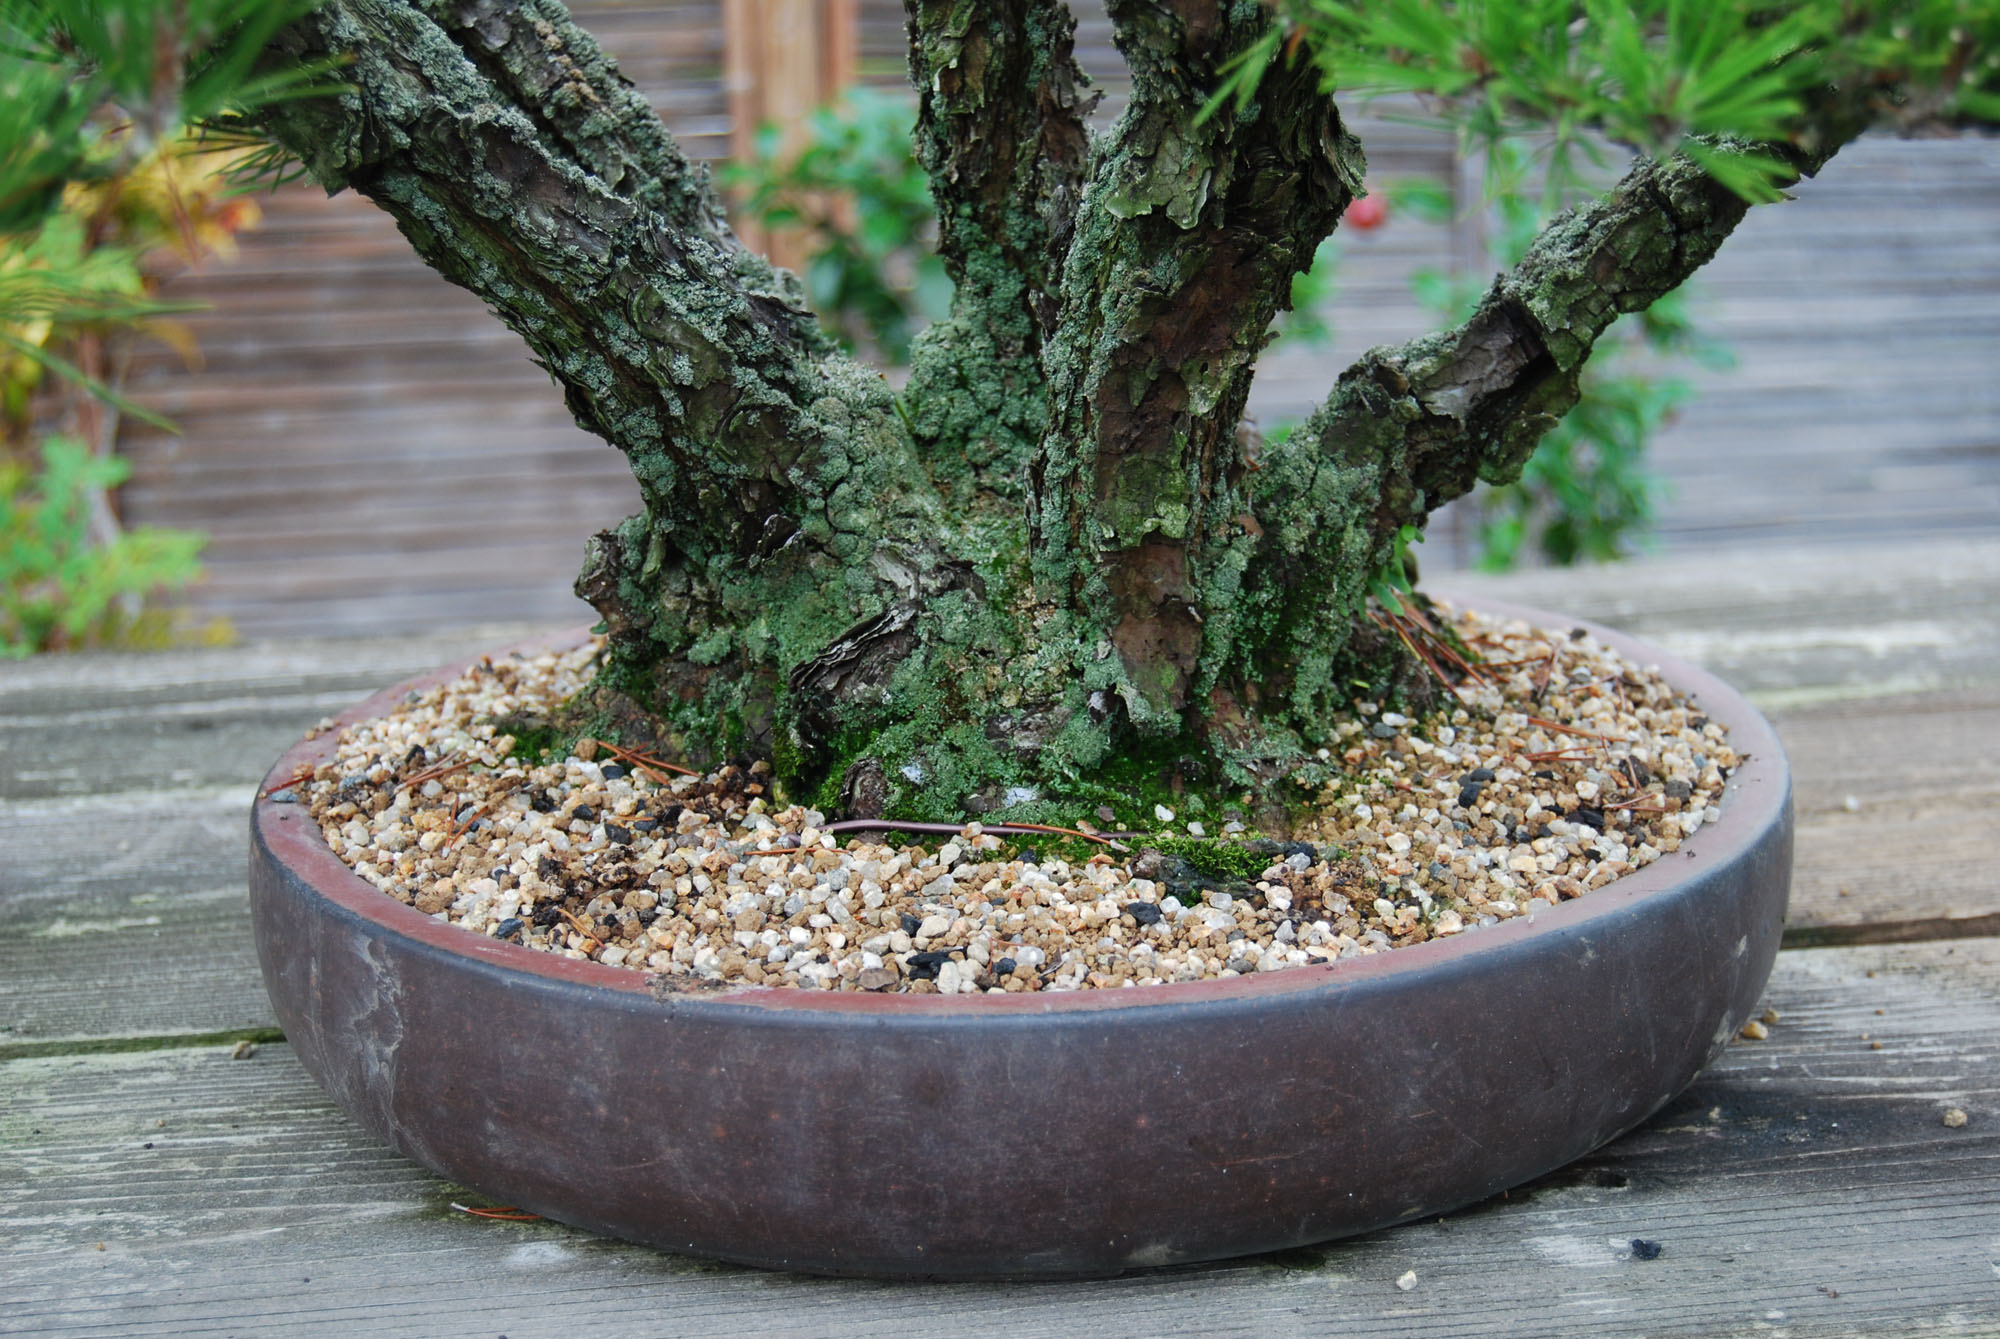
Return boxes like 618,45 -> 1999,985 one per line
259,1 -> 1874,826
1029,1 -> 1359,727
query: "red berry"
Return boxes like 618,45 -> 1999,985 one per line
1344,194 -> 1387,231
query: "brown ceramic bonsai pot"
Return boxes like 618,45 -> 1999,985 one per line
248,598 -> 1792,1279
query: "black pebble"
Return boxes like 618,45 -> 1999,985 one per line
995,958 -> 1017,976
631,818 -> 659,833
657,803 -> 683,825
1283,841 -> 1316,861
1535,769 -> 1557,780
1630,1238 -> 1663,1261
529,790 -> 555,813
1690,715 -> 1709,730
1458,781 -> 1485,809
904,949 -> 957,981
1573,807 -> 1606,831
533,904 -> 564,927
1618,757 -> 1654,788
900,912 -> 922,935
1570,627 -> 1590,641
537,854 -> 561,881
600,763 -> 627,780
637,908 -> 658,926
605,823 -> 632,845
570,803 -> 596,821
494,917 -> 524,940
1467,767 -> 1496,782
1016,846 -> 1039,865
1126,902 -> 1164,926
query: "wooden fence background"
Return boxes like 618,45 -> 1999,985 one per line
107,2 -> 2000,638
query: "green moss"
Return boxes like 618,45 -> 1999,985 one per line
1150,834 -> 1277,882
998,832 -> 1105,868
490,716 -> 564,762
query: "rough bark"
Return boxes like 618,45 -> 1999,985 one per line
900,0 -> 1096,506
1027,0 -> 1362,726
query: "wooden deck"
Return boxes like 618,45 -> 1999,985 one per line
4,539 -> 1997,1335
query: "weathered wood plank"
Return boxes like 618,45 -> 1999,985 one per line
0,786 -> 273,1045
1779,689 -> 2000,942
0,629 -> 561,1045
3,941 -> 1994,1337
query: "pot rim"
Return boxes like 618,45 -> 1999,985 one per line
252,593 -> 1787,1019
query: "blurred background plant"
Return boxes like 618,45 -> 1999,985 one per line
721,87 -> 952,365
729,92 -> 1730,572
0,0 -> 334,655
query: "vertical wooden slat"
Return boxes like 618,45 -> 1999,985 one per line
821,0 -> 861,94
720,0 -> 861,270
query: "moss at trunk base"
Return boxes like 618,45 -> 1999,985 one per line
544,568 -> 1441,840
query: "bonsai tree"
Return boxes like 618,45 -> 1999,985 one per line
40,1 -> 2000,823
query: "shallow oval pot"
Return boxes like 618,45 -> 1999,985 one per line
249,600 -> 1792,1279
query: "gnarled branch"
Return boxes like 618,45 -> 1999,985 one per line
1228,107 -> 1874,733
260,0 -> 918,582
260,0 -> 962,766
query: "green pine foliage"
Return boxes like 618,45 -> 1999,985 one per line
1215,0 -> 2000,204
0,0 -> 337,227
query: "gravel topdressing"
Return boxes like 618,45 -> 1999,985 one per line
289,605 -> 1739,995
